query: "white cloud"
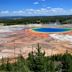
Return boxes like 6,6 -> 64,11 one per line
33,2 -> 39,5
13,10 -> 24,14
0,10 -> 9,14
0,7 -> 72,16
47,7 -> 51,9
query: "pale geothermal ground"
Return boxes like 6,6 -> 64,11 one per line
0,24 -> 72,59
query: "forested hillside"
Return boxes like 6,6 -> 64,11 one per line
0,15 -> 72,25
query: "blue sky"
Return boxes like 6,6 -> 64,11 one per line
0,0 -> 72,16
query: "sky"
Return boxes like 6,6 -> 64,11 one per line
0,0 -> 72,16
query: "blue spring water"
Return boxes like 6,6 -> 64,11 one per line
32,28 -> 72,33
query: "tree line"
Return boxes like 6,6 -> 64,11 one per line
0,15 -> 72,25
0,44 -> 72,72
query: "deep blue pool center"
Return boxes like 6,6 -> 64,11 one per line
32,28 -> 72,33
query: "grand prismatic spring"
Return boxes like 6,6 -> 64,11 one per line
0,24 -> 72,58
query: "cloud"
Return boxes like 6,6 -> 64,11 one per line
13,10 -> 24,14
33,0 -> 46,6
0,10 -> 9,14
0,7 -> 72,16
33,2 -> 39,5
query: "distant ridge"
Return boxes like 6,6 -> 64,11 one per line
0,15 -> 72,20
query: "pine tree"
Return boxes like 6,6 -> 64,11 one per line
16,54 -> 31,72
0,57 -> 6,71
27,43 -> 46,72
62,51 -> 72,72
5,58 -> 12,71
